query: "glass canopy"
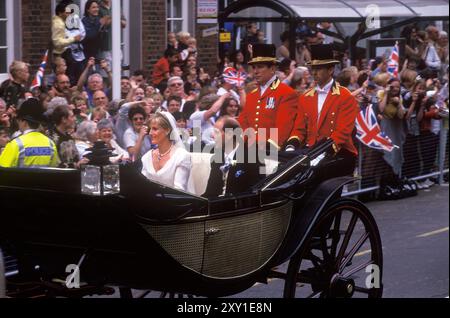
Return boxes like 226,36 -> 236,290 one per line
226,0 -> 449,20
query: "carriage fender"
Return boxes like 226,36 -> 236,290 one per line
277,176 -> 356,264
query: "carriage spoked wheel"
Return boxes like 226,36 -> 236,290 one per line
284,198 -> 383,298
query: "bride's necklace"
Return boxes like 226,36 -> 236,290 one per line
157,145 -> 173,162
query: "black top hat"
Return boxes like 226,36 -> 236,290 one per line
248,43 -> 278,65
16,98 -> 46,124
307,44 -> 340,67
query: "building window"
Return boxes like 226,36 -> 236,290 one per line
52,0 -> 129,67
0,0 -> 14,80
167,0 -> 188,33
0,0 -> 8,74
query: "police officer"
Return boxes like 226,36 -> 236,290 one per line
0,98 -> 60,168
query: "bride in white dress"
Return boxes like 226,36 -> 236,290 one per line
141,112 -> 194,193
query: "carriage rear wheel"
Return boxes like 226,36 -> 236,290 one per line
284,198 -> 383,298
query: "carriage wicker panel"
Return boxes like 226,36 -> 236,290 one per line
202,202 -> 292,278
142,222 -> 205,272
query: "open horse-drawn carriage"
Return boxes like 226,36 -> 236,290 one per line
0,140 -> 383,298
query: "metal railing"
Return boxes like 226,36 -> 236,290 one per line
344,123 -> 449,197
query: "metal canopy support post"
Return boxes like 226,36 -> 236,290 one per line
111,0 -> 122,101
289,19 -> 297,61
348,22 -> 367,64
218,0 -> 226,62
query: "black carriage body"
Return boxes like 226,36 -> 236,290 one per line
0,164 -> 307,297
0,140 -> 373,298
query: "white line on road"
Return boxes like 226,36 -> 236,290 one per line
417,227 -> 449,238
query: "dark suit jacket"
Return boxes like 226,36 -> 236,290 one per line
203,144 -> 263,198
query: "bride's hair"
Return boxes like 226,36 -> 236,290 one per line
150,112 -> 173,139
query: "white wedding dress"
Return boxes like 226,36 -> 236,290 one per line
141,146 -> 194,193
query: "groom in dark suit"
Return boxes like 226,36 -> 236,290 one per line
203,117 -> 263,198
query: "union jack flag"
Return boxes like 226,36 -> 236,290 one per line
355,104 -> 397,152
30,50 -> 49,90
387,42 -> 399,78
222,67 -> 247,87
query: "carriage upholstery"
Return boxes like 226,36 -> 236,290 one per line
188,152 -> 280,197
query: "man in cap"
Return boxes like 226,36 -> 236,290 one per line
238,43 -> 299,153
285,44 -> 359,178
0,98 -> 59,168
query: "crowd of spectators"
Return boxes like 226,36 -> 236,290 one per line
0,1 -> 448,199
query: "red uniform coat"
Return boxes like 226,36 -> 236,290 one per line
288,81 -> 359,155
239,78 -> 298,149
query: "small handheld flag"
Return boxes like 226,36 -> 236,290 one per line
387,42 -> 399,78
222,67 -> 247,87
30,50 -> 49,90
355,104 -> 398,152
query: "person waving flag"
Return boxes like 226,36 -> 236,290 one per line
30,50 -> 49,90
387,42 -> 399,78
355,104 -> 398,152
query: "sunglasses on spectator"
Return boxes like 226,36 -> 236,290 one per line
133,117 -> 145,122
170,83 -> 183,87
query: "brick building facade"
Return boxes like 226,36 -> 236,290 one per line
0,0 -> 219,82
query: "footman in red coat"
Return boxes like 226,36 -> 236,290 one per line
238,44 -> 298,152
285,44 -> 359,180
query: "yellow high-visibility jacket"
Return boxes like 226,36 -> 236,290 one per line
0,131 -> 60,168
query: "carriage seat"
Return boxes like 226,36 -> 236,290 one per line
188,152 -> 279,197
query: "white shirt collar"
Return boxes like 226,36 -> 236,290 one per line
260,75 -> 278,95
316,79 -> 334,94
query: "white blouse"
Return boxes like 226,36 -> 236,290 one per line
141,146 -> 193,193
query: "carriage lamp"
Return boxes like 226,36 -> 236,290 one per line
81,141 -> 120,196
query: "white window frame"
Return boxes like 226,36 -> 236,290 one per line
121,0 -> 130,67
0,0 -> 14,82
167,0 -> 188,33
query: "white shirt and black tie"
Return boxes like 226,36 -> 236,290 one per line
316,79 -> 334,123
285,79 -> 334,152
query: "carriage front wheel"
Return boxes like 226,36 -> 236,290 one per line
284,198 -> 383,298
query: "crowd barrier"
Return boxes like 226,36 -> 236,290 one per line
344,122 -> 449,198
